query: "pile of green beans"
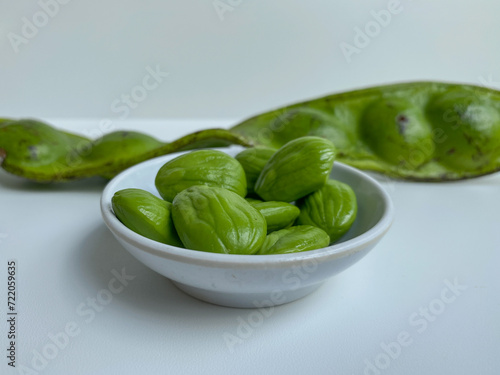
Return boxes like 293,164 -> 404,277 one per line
112,137 -> 357,255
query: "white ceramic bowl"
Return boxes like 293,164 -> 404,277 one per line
101,146 -> 394,308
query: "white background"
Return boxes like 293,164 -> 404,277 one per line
1,1 -> 500,375
2,0 -> 500,120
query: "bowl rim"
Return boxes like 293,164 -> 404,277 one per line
100,147 -> 394,268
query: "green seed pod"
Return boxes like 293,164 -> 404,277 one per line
255,136 -> 336,202
172,185 -> 266,254
6,82 -> 500,184
86,131 -> 163,178
258,225 -> 330,255
0,119 -> 70,168
247,199 -> 300,233
361,98 -> 435,167
155,150 -> 247,202
235,147 -> 276,194
296,179 -> 357,243
0,120 -> 252,182
87,131 -> 163,162
426,89 -> 500,171
112,188 -> 183,247
231,82 -> 500,181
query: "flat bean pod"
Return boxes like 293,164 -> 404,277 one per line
0,119 -> 252,182
3,82 -> 500,182
231,82 -> 500,181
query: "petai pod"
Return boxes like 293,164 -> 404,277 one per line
246,199 -> 300,233
255,136 -> 336,202
425,89 -> 500,171
258,225 -> 330,255
235,147 -> 276,194
112,188 -> 183,247
0,119 -> 88,180
231,82 -> 500,181
0,119 -> 69,167
0,119 -> 252,182
84,131 -> 164,178
155,150 -> 247,202
171,185 -> 266,254
4,82 -> 500,184
360,98 -> 435,168
296,179 -> 357,243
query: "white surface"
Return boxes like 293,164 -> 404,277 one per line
1,120 -> 499,375
100,148 -> 393,308
2,0 -> 500,120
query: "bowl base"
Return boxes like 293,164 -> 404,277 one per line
172,281 -> 323,309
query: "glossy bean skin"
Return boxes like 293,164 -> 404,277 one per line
155,149 -> 247,202
112,188 -> 183,247
235,147 -> 276,195
258,225 -> 330,255
171,185 -> 266,255
296,179 -> 357,243
255,136 -> 336,202
246,199 -> 300,233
